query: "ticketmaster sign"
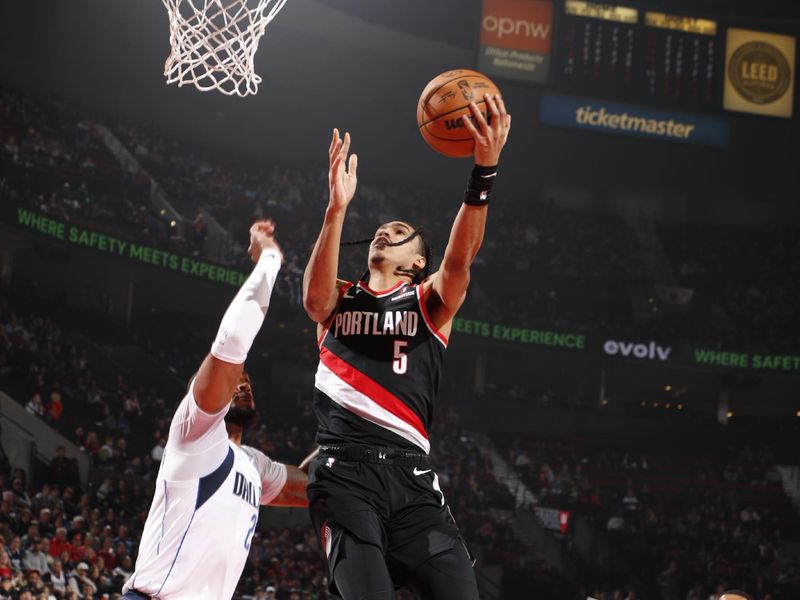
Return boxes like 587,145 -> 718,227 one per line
539,94 -> 729,148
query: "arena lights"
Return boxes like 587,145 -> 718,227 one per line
677,404 -> 684,410
727,411 -> 734,418
796,410 -> 800,417
664,384 -> 672,392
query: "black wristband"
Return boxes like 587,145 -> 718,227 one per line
464,164 -> 498,206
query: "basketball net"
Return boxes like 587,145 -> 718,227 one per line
162,0 -> 288,97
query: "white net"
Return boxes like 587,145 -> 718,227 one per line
162,0 -> 288,97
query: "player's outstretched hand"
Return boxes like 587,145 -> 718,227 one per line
463,93 -> 511,167
328,128 -> 358,212
248,219 -> 283,264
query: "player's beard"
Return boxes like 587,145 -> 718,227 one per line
225,406 -> 260,430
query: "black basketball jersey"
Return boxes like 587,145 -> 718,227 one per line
313,280 -> 448,454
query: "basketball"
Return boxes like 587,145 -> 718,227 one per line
416,69 -> 502,158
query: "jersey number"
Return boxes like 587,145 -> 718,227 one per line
244,514 -> 257,550
393,340 -> 408,375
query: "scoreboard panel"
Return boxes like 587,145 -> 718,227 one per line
555,0 -> 722,110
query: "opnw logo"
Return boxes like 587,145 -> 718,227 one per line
482,14 -> 551,40
603,339 -> 672,361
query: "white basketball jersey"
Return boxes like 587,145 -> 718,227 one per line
123,383 -> 286,600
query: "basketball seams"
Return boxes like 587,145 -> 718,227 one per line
418,77 -> 496,128
418,99 -> 492,132
418,70 -> 485,112
421,123 -> 474,143
416,69 -> 500,157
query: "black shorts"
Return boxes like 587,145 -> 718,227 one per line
307,445 -> 473,593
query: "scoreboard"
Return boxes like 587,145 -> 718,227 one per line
555,0 -> 722,110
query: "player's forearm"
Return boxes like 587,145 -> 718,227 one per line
303,207 -> 346,321
441,203 -> 488,273
195,251 -> 280,413
211,250 -> 281,364
267,466 -> 309,507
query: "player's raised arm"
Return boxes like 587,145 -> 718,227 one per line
303,129 -> 358,323
426,94 -> 511,328
193,221 -> 282,414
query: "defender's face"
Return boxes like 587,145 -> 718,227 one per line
231,372 -> 254,411
368,221 -> 423,271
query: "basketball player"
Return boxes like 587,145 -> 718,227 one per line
303,94 -> 511,599
122,220 -> 305,600
225,369 -> 314,506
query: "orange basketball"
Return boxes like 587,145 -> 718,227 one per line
416,69 -> 502,158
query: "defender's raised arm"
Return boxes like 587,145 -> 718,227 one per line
194,220 -> 282,415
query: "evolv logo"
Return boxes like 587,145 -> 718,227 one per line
603,339 -> 672,361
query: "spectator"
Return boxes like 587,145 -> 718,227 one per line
25,394 -> 45,417
47,559 -> 67,596
46,393 -> 64,426
22,539 -> 48,575
48,528 -> 71,560
67,562 -> 96,597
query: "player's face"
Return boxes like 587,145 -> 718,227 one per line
231,372 -> 254,411
225,371 -> 259,429
368,221 -> 424,272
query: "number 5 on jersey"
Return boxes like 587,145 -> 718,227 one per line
393,340 -> 408,375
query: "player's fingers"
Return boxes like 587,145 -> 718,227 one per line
330,151 -> 344,181
462,110 -> 482,140
487,94 -> 501,123
341,132 -> 351,159
329,128 -> 338,157
348,153 -> 358,178
488,95 -> 505,137
330,136 -> 343,163
468,101 -> 490,138
496,95 -> 508,118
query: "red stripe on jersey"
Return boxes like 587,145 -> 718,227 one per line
416,283 -> 449,347
319,346 -> 430,442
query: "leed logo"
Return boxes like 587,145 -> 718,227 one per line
728,41 -> 791,105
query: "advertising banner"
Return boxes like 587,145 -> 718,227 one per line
724,28 -> 796,118
478,0 -> 553,83
7,206 -> 799,376
539,93 -> 730,148
691,348 -> 800,373
9,206 -> 248,287
452,318 -> 586,350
